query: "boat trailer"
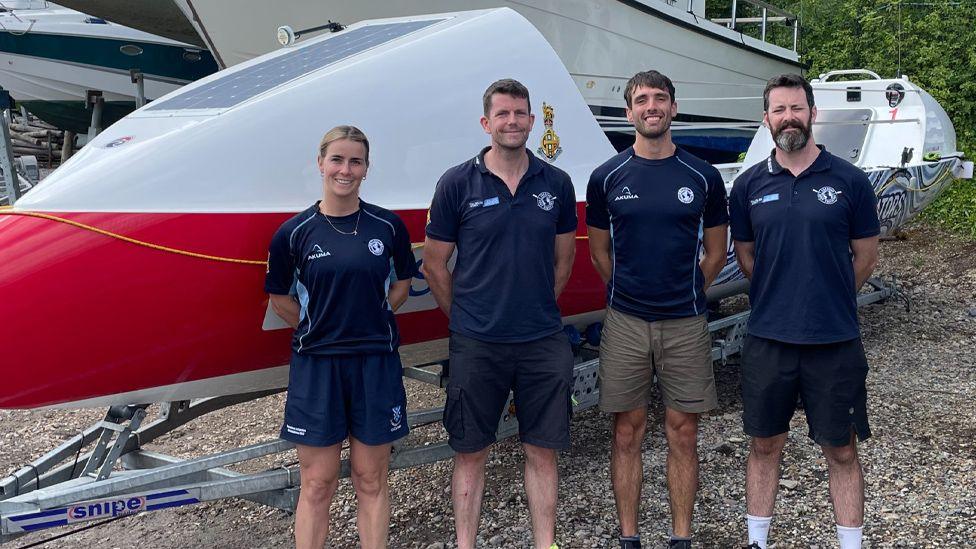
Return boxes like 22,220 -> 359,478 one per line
0,279 -> 902,544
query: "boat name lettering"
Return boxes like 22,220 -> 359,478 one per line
877,190 -> 907,224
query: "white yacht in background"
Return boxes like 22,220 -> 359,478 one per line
45,0 -> 204,46
0,2 -> 217,133
168,0 -> 803,160
59,0 -> 803,160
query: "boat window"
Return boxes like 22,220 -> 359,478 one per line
120,44 -> 144,56
812,109 -> 872,164
146,19 -> 443,112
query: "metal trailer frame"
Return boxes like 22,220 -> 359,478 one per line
0,279 -> 900,544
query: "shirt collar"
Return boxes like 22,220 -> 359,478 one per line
474,146 -> 543,178
766,144 -> 832,175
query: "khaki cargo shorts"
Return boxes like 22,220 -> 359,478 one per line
598,307 -> 717,414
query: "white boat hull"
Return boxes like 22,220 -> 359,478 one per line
0,51 -> 183,103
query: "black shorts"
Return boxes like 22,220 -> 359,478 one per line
443,331 -> 574,453
740,334 -> 871,447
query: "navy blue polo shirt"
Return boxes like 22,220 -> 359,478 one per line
426,147 -> 577,343
586,147 -> 729,321
729,147 -> 880,344
265,200 -> 417,355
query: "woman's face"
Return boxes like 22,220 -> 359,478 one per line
317,138 -> 368,202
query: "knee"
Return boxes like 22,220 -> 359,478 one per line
523,445 -> 557,469
301,475 -> 339,505
350,466 -> 387,498
613,416 -> 647,452
823,444 -> 858,467
750,436 -> 786,460
454,449 -> 490,470
664,416 -> 698,451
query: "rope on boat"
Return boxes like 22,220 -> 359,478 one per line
0,210 -> 268,266
0,209 -> 443,260
876,161 -> 956,195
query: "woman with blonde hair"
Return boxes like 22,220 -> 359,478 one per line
265,125 -> 416,548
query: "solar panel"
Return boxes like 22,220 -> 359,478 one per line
147,19 -> 443,111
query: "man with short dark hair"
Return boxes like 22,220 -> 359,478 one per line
587,70 -> 729,549
422,78 -> 577,549
729,73 -> 880,549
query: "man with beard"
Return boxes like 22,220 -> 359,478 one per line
586,70 -> 729,549
423,78 -> 577,549
728,74 -> 880,549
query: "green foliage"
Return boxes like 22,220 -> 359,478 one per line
789,0 -> 976,158
919,178 -> 976,239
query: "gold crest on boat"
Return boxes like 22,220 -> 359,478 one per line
537,102 -> 562,161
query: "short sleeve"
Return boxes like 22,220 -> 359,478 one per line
703,168 -> 730,228
425,172 -> 460,242
264,223 -> 296,295
391,215 -> 418,280
728,178 -> 754,242
848,172 -> 880,239
585,168 -> 610,230
556,174 -> 578,234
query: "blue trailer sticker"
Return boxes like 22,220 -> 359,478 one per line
4,489 -> 199,533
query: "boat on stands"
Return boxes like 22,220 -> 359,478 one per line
0,9 -> 970,410
0,2 -> 217,133
713,69 -> 974,285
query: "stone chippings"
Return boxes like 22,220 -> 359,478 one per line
1,221 -> 974,547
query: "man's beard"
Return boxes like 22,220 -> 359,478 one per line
493,128 -> 529,151
772,116 -> 812,152
634,112 -> 671,139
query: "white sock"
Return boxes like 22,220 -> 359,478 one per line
836,524 -> 863,549
746,514 -> 772,548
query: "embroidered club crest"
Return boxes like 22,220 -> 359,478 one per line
390,405 -> 403,431
814,186 -> 841,205
533,192 -> 556,211
537,102 -> 563,161
368,239 -> 384,255
677,187 -> 694,204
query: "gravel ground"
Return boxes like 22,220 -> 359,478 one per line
2,220 -> 974,548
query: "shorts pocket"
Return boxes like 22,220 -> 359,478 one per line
444,386 -> 465,440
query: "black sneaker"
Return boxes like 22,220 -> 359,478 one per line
619,537 -> 641,549
742,544 -> 762,549
668,540 -> 691,549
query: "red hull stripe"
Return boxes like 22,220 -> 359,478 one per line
0,204 -> 603,408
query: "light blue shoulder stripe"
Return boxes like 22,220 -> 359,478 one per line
603,155 -> 633,194
675,154 -> 709,194
363,208 -> 396,235
288,211 -> 318,254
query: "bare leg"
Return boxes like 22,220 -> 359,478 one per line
349,438 -> 393,549
664,408 -> 700,538
523,443 -> 558,548
294,443 -> 342,549
611,408 -> 648,537
452,448 -> 490,549
745,434 -> 787,517
822,431 -> 864,527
